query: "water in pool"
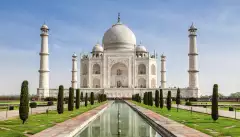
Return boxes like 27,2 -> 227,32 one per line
75,101 -> 162,137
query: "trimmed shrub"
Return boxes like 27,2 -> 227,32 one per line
19,80 -> 29,124
155,90 -> 159,107
80,92 -> 84,102
9,106 -> 14,110
85,93 -> 88,107
167,91 -> 171,111
229,107 -> 234,111
76,89 -> 80,109
160,89 -> 163,109
47,101 -> 54,106
185,102 -> 192,106
176,88 -> 181,112
57,85 -> 64,114
30,102 -> 37,108
189,97 -> 198,101
90,92 -> 94,105
44,97 -> 57,101
211,84 -> 219,121
68,87 -> 74,111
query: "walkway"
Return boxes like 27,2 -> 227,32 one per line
31,102 -> 109,137
173,104 -> 240,119
0,105 -> 56,121
127,101 -> 210,137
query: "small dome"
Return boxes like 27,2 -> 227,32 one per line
136,44 -> 147,52
72,53 -> 77,57
41,24 -> 48,29
92,43 -> 103,52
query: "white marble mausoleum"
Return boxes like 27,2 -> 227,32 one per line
37,14 -> 200,99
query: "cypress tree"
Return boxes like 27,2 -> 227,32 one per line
176,88 -> 181,112
148,92 -> 153,106
80,92 -> 84,102
167,91 -> 171,111
85,93 -> 88,107
212,84 -> 219,121
160,89 -> 163,109
155,90 -> 159,107
68,87 -> 74,111
57,85 -> 64,114
146,92 -> 149,105
76,89 -> 80,109
143,93 -> 146,104
90,92 -> 94,105
19,80 -> 29,124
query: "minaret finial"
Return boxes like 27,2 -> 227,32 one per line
118,12 -> 120,23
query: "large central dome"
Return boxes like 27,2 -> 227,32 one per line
102,21 -> 136,51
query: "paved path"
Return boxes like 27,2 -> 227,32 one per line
31,103 -> 109,137
127,101 -> 210,137
0,106 -> 56,121
173,104 -> 240,119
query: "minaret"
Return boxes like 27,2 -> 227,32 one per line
160,54 -> 166,89
72,53 -> 78,89
188,23 -> 200,97
38,24 -> 50,98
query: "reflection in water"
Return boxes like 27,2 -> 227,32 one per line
75,101 -> 162,137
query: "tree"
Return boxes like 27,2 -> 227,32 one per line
57,85 -> 64,114
76,89 -> 80,109
167,91 -> 171,111
85,93 -> 88,107
90,92 -> 94,105
80,92 -> 84,102
229,92 -> 240,98
19,80 -> 29,124
176,88 -> 181,112
212,84 -> 219,121
160,89 -> 163,109
148,92 -> 153,106
68,87 -> 74,111
155,90 -> 159,107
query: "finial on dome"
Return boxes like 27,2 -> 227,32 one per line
117,12 -> 120,23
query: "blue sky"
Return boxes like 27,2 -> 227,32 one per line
0,0 -> 240,96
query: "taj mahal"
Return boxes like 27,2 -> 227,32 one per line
37,14 -> 200,99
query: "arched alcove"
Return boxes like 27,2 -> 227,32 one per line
138,78 -> 146,88
93,64 -> 100,74
138,64 -> 146,74
93,78 -> 100,88
111,62 -> 128,88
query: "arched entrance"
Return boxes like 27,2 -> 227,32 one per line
111,62 -> 128,88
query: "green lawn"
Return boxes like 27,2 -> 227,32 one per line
0,102 -> 106,137
132,101 -> 240,137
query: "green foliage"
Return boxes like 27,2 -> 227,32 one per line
47,101 -> 54,106
19,80 -> 29,124
76,89 -> 80,109
85,93 -> 88,107
90,92 -> 94,105
68,87 -> 74,111
185,101 -> 192,106
143,92 -> 147,105
9,106 -> 14,110
212,84 -> 219,121
176,88 -> 181,105
167,91 -> 171,111
80,92 -> 84,102
155,90 -> 159,107
229,107 -> 234,111
44,97 -> 57,101
160,89 -> 163,109
229,92 -> 240,98
148,92 -> 153,106
30,102 -> 37,108
57,85 -> 64,114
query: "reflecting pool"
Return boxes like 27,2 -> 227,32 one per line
75,101 -> 162,137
